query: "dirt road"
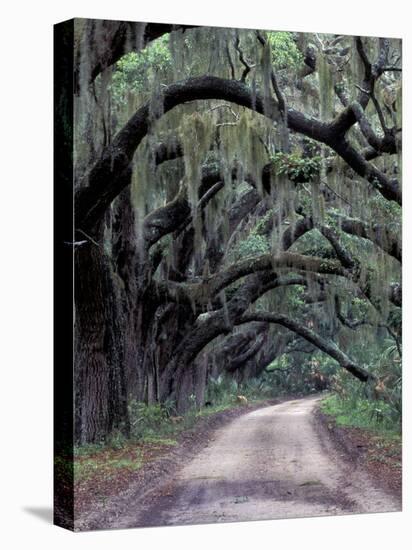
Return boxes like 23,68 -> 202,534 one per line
81,396 -> 401,530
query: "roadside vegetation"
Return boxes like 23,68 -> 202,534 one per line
72,377 -> 275,488
321,337 -> 401,434
318,338 -> 401,491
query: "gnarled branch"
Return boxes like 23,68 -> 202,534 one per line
238,312 -> 373,382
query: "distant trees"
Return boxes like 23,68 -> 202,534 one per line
72,20 -> 401,443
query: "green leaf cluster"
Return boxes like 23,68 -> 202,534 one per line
270,151 -> 322,183
267,32 -> 303,69
235,234 -> 270,258
111,35 -> 172,104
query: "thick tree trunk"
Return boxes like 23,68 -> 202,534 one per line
112,188 -> 158,404
74,230 -> 129,444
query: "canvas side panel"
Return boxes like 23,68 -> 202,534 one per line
53,18 -> 75,531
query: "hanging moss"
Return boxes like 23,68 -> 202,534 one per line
130,157 -> 147,250
180,111 -> 213,201
218,109 -> 269,196
317,52 -> 334,121
261,38 -> 273,116
169,28 -> 186,81
180,111 -> 214,266
148,73 -> 165,124
350,36 -> 364,97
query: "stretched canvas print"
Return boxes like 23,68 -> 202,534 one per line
54,19 -> 402,531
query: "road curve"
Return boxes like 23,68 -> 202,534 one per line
81,396 -> 400,530
136,396 -> 400,527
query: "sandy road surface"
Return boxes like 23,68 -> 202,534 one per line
82,396 -> 400,530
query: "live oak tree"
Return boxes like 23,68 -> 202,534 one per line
72,20 -> 401,443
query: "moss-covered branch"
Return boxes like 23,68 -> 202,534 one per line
238,312 -> 373,382
76,74 -> 400,233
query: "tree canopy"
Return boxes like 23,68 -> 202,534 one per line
71,20 -> 401,444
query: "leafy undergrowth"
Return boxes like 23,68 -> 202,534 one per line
319,394 -> 402,495
320,394 -> 401,437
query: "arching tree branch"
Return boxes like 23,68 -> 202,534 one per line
337,215 -> 401,262
75,21 -> 196,93
238,312 -> 373,382
76,74 -> 400,234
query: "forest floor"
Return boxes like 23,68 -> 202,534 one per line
75,395 -> 401,531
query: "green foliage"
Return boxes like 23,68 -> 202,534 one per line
286,286 -> 306,313
241,377 -> 273,399
350,296 -> 370,320
372,340 -> 402,420
321,394 -> 401,435
232,233 -> 270,260
228,209 -> 273,264
267,353 -> 291,372
329,338 -> 402,428
205,374 -> 238,405
291,227 -> 334,257
204,373 -> 274,407
128,401 -> 172,440
267,32 -> 304,69
387,308 -> 402,336
106,429 -> 128,451
110,35 -> 172,105
162,397 -> 178,418
127,399 -> 205,442
265,351 -> 337,395
73,450 -> 143,482
308,352 -> 339,376
270,151 -> 322,183
73,442 -> 104,457
367,193 -> 401,231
